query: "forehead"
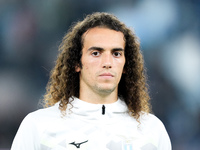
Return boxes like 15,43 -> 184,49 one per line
82,27 -> 125,48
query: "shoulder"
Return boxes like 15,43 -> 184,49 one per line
11,104 -> 60,150
140,113 -> 165,125
139,113 -> 168,133
24,103 -> 61,124
139,113 -> 172,149
16,103 -> 61,137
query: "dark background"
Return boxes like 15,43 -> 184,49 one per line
0,0 -> 200,149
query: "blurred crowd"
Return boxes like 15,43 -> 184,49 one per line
0,0 -> 199,149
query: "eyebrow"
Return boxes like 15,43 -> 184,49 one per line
88,46 -> 104,51
88,46 -> 124,52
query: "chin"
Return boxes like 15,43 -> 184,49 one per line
97,87 -> 116,94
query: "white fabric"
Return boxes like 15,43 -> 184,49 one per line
11,97 -> 171,150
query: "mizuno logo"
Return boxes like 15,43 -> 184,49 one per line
69,140 -> 88,148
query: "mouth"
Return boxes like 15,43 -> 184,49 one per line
99,73 -> 114,78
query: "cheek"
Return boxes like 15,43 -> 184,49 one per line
116,59 -> 125,70
83,59 -> 100,69
82,62 -> 94,75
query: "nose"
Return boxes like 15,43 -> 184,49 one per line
102,53 -> 112,69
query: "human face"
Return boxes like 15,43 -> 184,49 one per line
76,27 -> 125,98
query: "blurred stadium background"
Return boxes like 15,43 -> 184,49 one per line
0,0 -> 200,149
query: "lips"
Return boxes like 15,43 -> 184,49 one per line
99,73 -> 114,77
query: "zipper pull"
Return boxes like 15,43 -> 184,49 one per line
102,105 -> 105,115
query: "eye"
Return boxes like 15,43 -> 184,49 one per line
113,51 -> 122,57
92,51 -> 100,56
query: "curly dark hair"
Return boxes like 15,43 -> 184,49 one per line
44,12 -> 151,119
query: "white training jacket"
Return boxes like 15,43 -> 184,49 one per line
11,97 -> 171,150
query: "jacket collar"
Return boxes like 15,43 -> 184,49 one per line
64,97 -> 129,122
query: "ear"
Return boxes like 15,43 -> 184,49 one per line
75,65 -> 81,72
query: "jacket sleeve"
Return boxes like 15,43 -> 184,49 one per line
157,121 -> 172,150
11,114 -> 40,150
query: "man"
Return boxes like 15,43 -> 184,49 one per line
11,12 -> 171,150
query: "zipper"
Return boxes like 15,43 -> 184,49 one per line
102,105 -> 105,115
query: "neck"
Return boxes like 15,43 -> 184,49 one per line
79,88 -> 118,104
